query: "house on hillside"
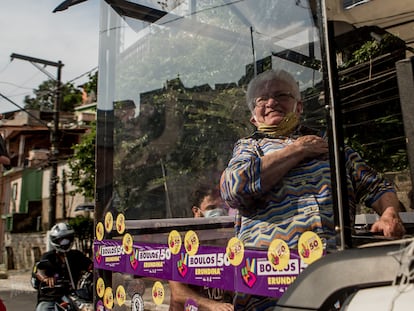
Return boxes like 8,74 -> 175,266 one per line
0,104 -> 95,269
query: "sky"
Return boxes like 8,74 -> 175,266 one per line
0,0 -> 100,114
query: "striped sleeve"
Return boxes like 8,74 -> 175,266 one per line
345,146 -> 395,207
220,139 -> 264,213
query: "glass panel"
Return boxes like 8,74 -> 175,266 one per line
95,1 -> 323,307
94,1 -> 412,309
98,0 -> 323,222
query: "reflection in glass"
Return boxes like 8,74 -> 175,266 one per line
100,0 -> 323,220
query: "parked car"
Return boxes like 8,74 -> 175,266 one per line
73,203 -> 94,218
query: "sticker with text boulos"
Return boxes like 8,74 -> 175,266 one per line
96,222 -> 104,241
152,281 -> 165,305
267,239 -> 290,270
116,213 -> 125,234
96,277 -> 105,298
184,230 -> 199,256
226,237 -> 244,266
122,233 -> 133,255
103,287 -> 114,309
116,285 -> 126,306
105,212 -> 114,233
168,230 -> 182,255
298,231 -> 323,264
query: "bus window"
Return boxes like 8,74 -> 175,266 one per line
91,0 -> 413,309
94,0 -> 324,308
98,0 -> 323,223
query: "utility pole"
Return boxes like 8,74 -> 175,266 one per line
10,53 -> 64,230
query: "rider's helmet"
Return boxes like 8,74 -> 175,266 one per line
49,222 -> 75,252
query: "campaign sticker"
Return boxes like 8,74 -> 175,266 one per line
168,230 -> 182,255
184,230 -> 199,256
103,287 -> 114,309
116,285 -> 126,306
177,253 -> 188,277
131,293 -> 144,311
267,239 -> 290,270
96,300 -> 104,311
96,277 -> 105,298
122,233 -> 133,255
105,212 -> 114,233
298,231 -> 323,264
226,237 -> 244,266
116,213 -> 125,234
96,222 -> 104,241
95,244 -> 102,264
241,257 -> 257,288
152,281 -> 165,305
184,298 -> 198,310
130,248 -> 139,270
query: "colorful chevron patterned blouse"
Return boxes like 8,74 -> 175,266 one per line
220,131 -> 395,250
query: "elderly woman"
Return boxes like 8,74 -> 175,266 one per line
220,69 -> 405,310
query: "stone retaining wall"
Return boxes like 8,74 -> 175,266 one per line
4,232 -> 47,271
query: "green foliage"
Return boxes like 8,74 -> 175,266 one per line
113,82 -> 252,217
67,123 -> 96,199
349,39 -> 381,65
81,71 -> 98,95
341,34 -> 404,68
338,33 -> 408,173
344,115 -> 408,172
24,80 -> 82,112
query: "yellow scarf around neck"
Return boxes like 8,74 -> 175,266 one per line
256,112 -> 299,138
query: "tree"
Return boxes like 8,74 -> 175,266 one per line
113,79 -> 253,218
80,71 -> 98,100
337,33 -> 408,172
24,80 -> 82,112
67,123 -> 96,200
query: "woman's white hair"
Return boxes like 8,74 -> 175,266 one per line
246,69 -> 300,112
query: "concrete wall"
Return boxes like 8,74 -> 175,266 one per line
385,170 -> 413,211
4,232 -> 47,271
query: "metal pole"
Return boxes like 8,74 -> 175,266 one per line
49,61 -> 63,229
10,53 -> 64,230
396,58 -> 414,194
318,0 -> 352,249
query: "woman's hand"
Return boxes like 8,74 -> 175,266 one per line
293,135 -> 329,159
371,206 -> 406,238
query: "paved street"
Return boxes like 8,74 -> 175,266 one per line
0,270 -> 37,311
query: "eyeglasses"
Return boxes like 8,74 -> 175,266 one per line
254,92 -> 295,108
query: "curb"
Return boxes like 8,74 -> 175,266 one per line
0,270 -> 35,292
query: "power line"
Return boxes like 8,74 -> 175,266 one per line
0,81 -> 34,90
67,66 -> 98,84
0,92 -> 51,129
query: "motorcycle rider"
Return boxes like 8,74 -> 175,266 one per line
34,222 -> 92,311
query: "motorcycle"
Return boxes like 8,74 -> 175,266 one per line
53,271 -> 93,311
32,259 -> 93,311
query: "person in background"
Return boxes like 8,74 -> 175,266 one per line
191,185 -> 229,218
34,223 -> 92,311
220,69 -> 406,310
169,184 -> 233,311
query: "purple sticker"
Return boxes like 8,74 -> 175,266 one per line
94,239 -> 315,298
96,300 -> 104,311
184,298 -> 198,311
